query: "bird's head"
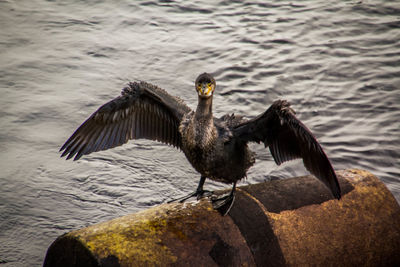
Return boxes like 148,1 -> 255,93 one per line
195,73 -> 216,98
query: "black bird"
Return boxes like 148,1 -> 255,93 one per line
60,73 -> 341,215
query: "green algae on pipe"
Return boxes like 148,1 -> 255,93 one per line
43,169 -> 400,266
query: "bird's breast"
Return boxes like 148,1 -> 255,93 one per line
179,112 -> 255,183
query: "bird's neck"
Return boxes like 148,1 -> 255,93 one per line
192,96 -> 216,148
195,96 -> 213,118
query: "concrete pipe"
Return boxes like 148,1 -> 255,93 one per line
43,169 -> 400,266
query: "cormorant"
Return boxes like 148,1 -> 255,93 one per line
60,73 -> 341,215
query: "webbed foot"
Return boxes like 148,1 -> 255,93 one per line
167,176 -> 210,203
211,192 -> 236,216
167,189 -> 212,203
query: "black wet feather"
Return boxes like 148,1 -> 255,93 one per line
60,81 -> 190,160
233,100 -> 341,199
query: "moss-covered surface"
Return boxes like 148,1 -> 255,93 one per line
70,203 -> 182,266
67,200 -> 253,266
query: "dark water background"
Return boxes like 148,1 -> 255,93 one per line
0,0 -> 399,265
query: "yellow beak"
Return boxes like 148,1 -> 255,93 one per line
199,84 -> 213,97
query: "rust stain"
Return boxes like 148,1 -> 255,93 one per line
265,169 -> 400,266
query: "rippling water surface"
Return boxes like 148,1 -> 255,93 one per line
0,0 -> 399,265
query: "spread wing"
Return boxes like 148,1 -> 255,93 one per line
233,100 -> 341,199
60,81 -> 192,160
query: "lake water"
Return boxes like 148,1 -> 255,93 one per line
0,0 -> 399,265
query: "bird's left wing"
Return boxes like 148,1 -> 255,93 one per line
60,81 -> 192,160
232,100 -> 341,199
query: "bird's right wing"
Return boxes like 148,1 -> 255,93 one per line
232,100 -> 341,199
60,81 -> 192,160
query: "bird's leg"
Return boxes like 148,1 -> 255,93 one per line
167,176 -> 211,203
211,182 -> 237,216
193,175 -> 213,199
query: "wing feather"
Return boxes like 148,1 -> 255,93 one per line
60,81 -> 191,160
233,100 -> 341,199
